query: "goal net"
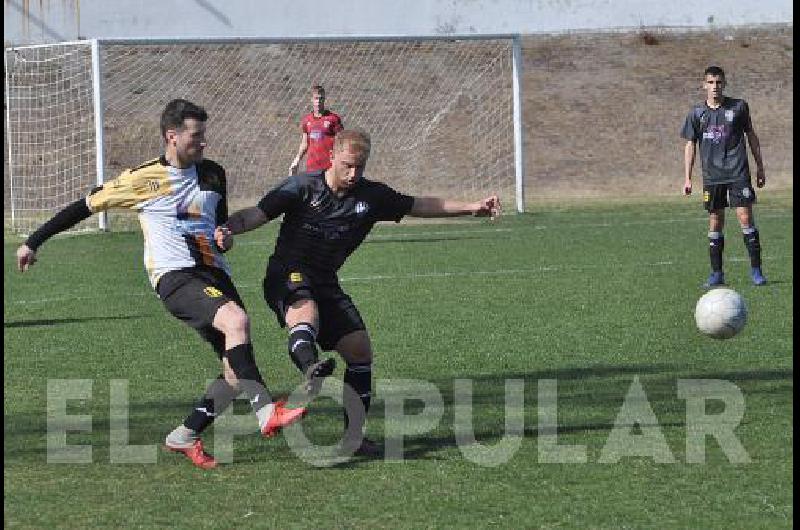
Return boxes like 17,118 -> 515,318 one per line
5,36 -> 523,234
4,41 -> 100,234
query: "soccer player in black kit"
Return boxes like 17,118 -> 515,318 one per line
221,129 -> 500,456
681,65 -> 767,287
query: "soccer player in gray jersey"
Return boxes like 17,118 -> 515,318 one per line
222,129 -> 500,457
681,65 -> 767,287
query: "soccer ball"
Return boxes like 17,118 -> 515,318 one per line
694,288 -> 748,339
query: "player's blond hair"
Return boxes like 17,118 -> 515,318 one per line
334,129 -> 371,156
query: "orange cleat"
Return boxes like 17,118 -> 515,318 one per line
261,400 -> 308,438
165,439 -> 217,470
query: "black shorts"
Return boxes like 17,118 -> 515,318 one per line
703,181 -> 757,211
157,266 -> 245,358
262,258 -> 365,351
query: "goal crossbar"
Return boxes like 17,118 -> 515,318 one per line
4,34 -> 525,234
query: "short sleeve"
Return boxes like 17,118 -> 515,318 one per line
370,182 -> 414,223
257,176 -> 304,220
741,100 -> 753,131
680,110 -> 699,141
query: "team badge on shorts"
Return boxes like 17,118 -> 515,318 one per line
703,191 -> 710,202
742,187 -> 751,199
204,286 -> 223,298
289,272 -> 304,283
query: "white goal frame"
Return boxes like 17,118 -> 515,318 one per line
5,35 -> 525,234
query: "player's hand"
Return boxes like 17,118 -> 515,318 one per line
756,167 -> 766,188
16,244 -> 37,272
473,195 -> 501,220
214,226 -> 233,252
683,179 -> 692,196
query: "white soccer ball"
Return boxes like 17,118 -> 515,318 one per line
694,288 -> 748,339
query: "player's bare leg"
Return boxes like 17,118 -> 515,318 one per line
285,299 -> 336,398
705,209 -> 726,287
215,302 -> 307,437
166,301 -> 306,468
736,205 -> 766,285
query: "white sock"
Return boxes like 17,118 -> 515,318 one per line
256,403 -> 276,430
165,425 -> 197,448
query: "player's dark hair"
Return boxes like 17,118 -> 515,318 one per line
160,99 -> 208,140
704,66 -> 726,79
311,85 -> 325,96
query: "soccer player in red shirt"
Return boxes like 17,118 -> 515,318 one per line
289,85 -> 344,174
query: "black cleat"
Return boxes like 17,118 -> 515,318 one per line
304,357 -> 336,398
353,437 -> 383,457
338,436 -> 383,458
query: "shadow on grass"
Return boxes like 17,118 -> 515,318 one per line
394,421 -> 692,462
4,315 -> 151,328
4,364 -> 791,466
315,364 -> 792,468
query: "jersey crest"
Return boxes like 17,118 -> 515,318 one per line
355,201 -> 369,216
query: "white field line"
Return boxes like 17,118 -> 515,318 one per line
7,291 -> 154,306
236,227 -> 514,245
6,255 -> 781,305
233,211 -> 793,244
337,256 -> 775,282
533,212 -> 793,230
6,211 -> 791,305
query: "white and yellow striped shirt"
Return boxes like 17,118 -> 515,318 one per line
87,156 -> 231,289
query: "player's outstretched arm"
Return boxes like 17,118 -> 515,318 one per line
16,198 -> 94,272
409,195 -> 501,219
224,207 -> 269,236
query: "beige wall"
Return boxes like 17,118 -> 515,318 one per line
3,26 -> 793,221
521,26 -> 793,198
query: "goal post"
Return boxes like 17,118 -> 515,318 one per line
90,39 -> 108,231
4,34 -> 525,234
4,40 -> 101,235
512,36 -> 525,213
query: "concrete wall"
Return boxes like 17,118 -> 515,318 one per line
4,0 -> 794,46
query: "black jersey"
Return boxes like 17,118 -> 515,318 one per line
257,171 -> 414,274
680,97 -> 753,185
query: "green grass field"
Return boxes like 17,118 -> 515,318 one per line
4,194 -> 793,528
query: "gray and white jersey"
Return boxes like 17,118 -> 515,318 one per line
681,97 -> 753,185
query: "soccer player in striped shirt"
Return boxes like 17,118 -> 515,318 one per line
289,85 -> 344,175
16,99 -> 306,469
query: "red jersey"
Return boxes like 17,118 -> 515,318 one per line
301,111 -> 343,172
